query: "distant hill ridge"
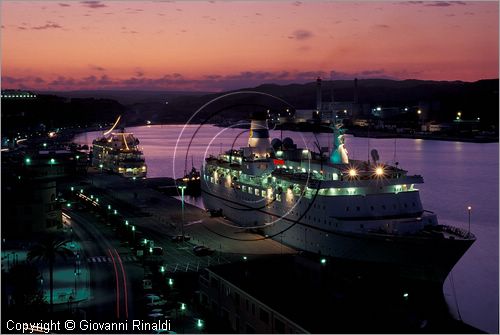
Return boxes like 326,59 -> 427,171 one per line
2,78 -> 498,132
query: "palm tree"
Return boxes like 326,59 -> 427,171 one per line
27,236 -> 73,312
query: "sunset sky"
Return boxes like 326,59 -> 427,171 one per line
1,1 -> 498,91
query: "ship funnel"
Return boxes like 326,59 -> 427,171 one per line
330,123 -> 349,164
247,111 -> 272,158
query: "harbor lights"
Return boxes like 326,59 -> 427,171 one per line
168,278 -> 174,287
24,157 -> 31,165
178,185 -> 187,238
348,168 -> 357,178
125,220 -> 129,226
320,258 -> 327,265
374,166 -> 385,178
196,319 -> 204,329
180,303 -> 186,311
467,206 -> 472,235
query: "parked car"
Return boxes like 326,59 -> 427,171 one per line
193,245 -> 215,256
208,209 -> 223,217
171,235 -> 191,242
152,247 -> 164,256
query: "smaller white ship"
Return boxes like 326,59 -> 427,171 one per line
91,118 -> 147,178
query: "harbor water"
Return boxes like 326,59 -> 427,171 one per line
75,124 -> 499,333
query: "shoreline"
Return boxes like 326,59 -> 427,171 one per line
68,122 -> 498,144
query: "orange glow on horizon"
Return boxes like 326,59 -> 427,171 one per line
1,1 -> 498,91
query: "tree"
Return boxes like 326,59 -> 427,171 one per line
3,262 -> 48,321
27,236 -> 73,312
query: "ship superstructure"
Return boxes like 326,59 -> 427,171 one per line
201,88 -> 475,282
92,130 -> 147,178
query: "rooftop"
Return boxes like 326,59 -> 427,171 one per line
205,254 -> 481,333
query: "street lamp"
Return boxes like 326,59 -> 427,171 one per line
467,206 -> 472,235
178,185 -> 187,238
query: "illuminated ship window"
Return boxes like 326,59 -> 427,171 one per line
248,187 -> 253,194
255,189 -> 259,196
242,185 -> 247,192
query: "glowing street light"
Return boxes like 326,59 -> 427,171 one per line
320,258 -> 327,265
467,206 -> 472,235
196,319 -> 204,329
178,185 -> 187,238
25,157 -> 31,164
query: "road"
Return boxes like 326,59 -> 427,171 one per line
69,209 -> 143,322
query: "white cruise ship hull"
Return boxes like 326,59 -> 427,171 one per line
201,181 -> 473,283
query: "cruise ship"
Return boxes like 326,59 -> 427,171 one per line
201,103 -> 475,283
91,130 -> 147,178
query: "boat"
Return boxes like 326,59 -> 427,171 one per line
200,88 -> 475,283
91,129 -> 147,178
176,166 -> 201,195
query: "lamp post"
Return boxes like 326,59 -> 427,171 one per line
178,185 -> 186,238
467,206 -> 472,235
